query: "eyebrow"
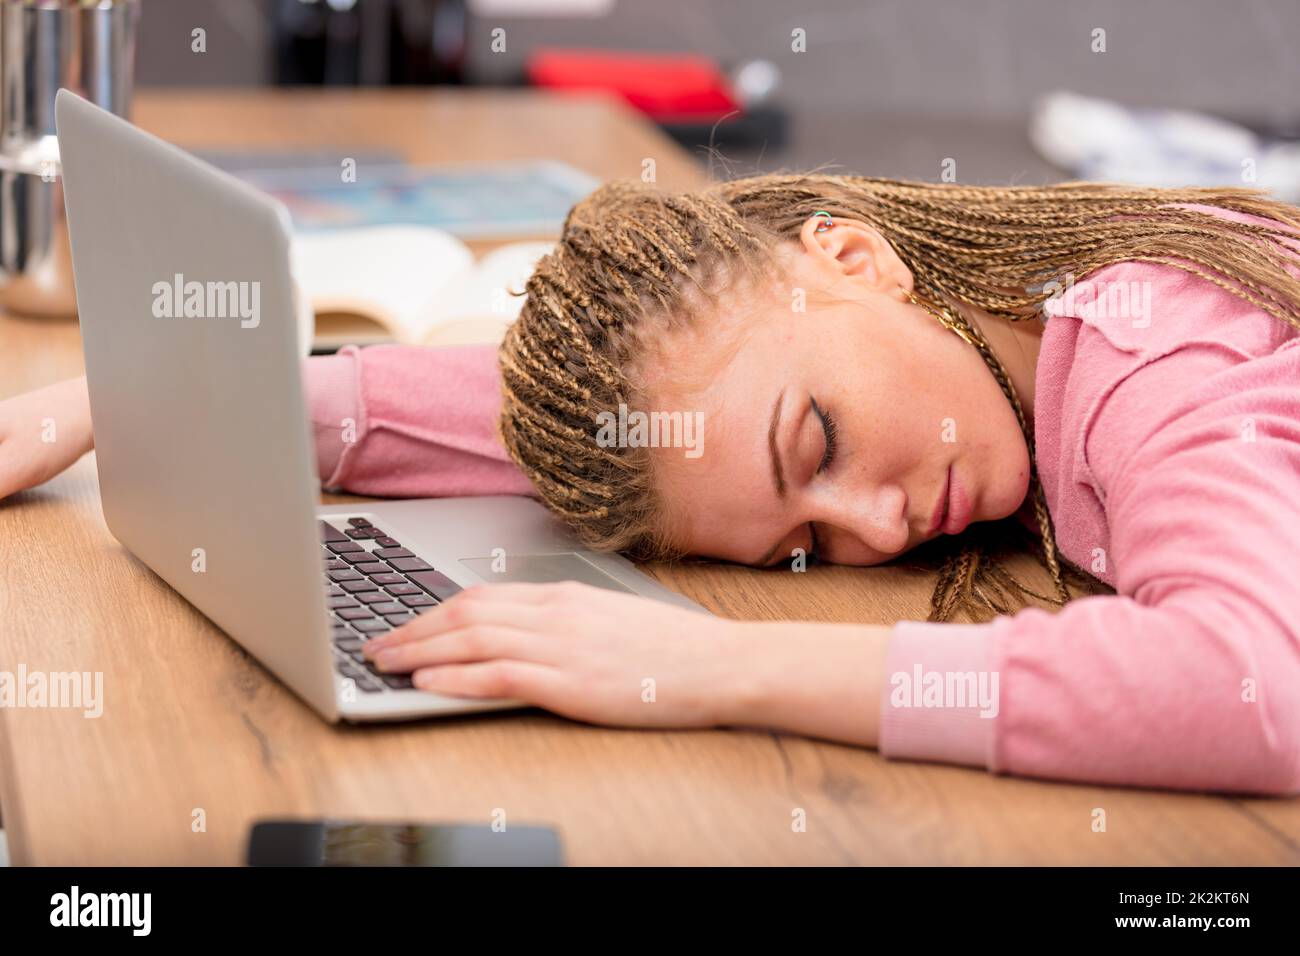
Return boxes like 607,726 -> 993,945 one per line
769,388 -> 787,500
751,390 -> 788,567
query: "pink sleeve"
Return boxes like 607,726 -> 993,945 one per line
880,343 -> 1300,795
302,344 -> 534,499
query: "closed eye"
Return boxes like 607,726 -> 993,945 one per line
811,396 -> 838,474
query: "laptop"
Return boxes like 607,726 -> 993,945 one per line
54,90 -> 704,723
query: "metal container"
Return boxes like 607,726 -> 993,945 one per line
0,0 -> 139,317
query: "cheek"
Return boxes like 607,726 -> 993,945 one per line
886,330 -> 1030,515
973,403 -> 1033,519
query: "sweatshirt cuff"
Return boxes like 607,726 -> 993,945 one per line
304,346 -> 364,490
879,620 -> 1000,770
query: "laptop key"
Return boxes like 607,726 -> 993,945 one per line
399,594 -> 437,608
327,596 -> 358,609
345,527 -> 375,539
324,559 -> 347,571
388,557 -> 433,572
336,607 -> 374,621
381,674 -> 415,690
354,591 -> 389,605
328,569 -> 364,582
341,552 -> 376,565
406,569 -> 463,602
325,585 -> 346,597
340,579 -> 380,593
335,637 -> 366,653
347,518 -> 372,527
327,541 -> 364,554
356,562 -> 390,575
384,583 -> 422,596
370,572 -> 405,585
339,664 -> 382,691
373,547 -> 414,560
384,613 -> 414,626
319,520 -> 349,543
375,537 -> 401,548
330,623 -> 354,638
352,618 -> 391,633
370,601 -> 407,615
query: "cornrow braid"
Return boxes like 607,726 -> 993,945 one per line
499,175 -> 1300,622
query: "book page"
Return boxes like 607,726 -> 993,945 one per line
417,241 -> 554,345
290,225 -> 474,343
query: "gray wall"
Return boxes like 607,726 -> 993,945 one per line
461,0 -> 1300,130
136,0 -> 1300,130
135,1 -> 1299,128
137,0 -> 275,86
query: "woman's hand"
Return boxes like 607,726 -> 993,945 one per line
363,581 -> 891,745
364,582 -> 749,727
0,376 -> 94,501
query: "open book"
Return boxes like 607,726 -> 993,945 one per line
291,225 -> 553,351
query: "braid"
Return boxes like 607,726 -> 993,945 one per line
500,175 -> 1300,621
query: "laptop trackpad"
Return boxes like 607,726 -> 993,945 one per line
459,553 -> 635,593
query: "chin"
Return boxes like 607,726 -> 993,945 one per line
985,461 -> 1033,521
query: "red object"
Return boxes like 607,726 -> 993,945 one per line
527,49 -> 741,122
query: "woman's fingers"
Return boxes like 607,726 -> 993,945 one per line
365,581 -> 595,653
0,377 -> 95,501
367,624 -> 544,672
412,659 -> 569,706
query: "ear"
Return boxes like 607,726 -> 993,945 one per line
798,215 -> 913,297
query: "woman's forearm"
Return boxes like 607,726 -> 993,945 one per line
302,344 -> 533,498
726,620 -> 892,748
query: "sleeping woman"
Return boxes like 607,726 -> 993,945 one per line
5,175 -> 1299,793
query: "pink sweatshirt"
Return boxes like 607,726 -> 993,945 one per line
304,258 -> 1300,795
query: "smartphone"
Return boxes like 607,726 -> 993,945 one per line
246,820 -> 563,867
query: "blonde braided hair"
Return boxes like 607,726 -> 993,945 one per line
499,174 -> 1300,622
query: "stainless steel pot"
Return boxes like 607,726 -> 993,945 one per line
0,0 -> 139,317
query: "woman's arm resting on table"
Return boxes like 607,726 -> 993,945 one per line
307,343 -> 533,498
0,376 -> 95,500
361,580 -> 891,747
880,347 -> 1300,795
0,344 -> 530,503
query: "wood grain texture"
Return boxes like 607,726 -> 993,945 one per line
1,89 -> 1295,866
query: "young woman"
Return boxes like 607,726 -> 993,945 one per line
4,175 -> 1299,794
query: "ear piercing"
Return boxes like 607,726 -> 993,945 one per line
813,210 -> 834,232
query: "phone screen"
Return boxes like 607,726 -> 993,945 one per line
247,821 -> 563,867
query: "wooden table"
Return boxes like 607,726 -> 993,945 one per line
1,90 -> 1296,866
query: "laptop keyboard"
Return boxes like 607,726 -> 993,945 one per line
319,517 -> 463,695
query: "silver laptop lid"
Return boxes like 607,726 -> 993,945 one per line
56,90 -> 338,720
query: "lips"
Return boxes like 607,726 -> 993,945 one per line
942,465 -> 972,535
927,466 -> 952,537
927,464 -> 972,537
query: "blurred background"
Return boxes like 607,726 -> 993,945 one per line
134,0 -> 1300,186
5,0 -> 1299,322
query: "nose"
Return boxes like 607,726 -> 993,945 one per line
817,483 -> 911,558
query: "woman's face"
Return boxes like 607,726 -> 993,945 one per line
640,216 -> 1037,567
